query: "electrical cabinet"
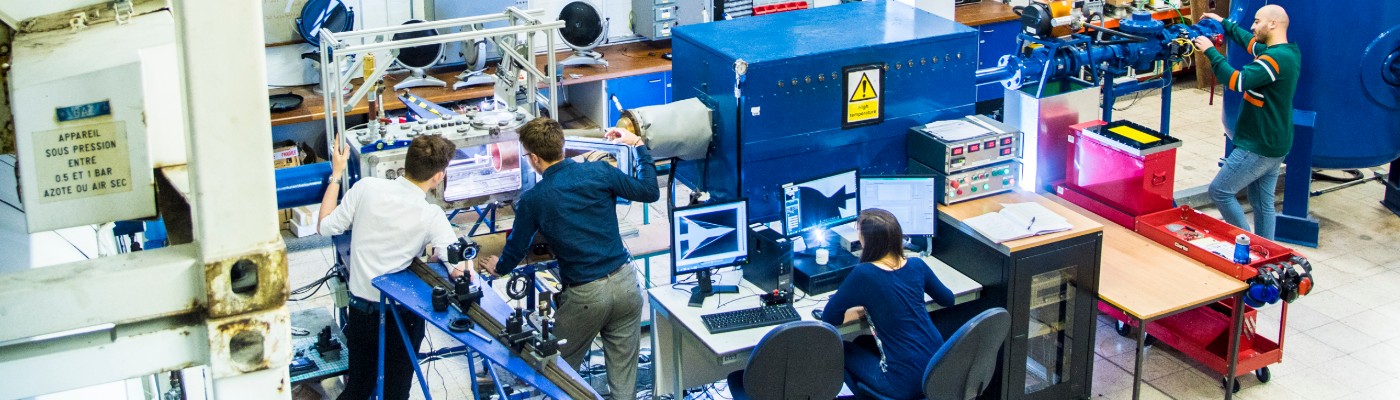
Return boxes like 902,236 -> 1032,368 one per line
930,198 -> 1101,400
633,0 -> 711,40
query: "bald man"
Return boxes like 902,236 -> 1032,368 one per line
1193,6 -> 1300,240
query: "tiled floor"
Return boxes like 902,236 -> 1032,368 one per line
285,78 -> 1400,399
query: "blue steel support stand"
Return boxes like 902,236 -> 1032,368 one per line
469,204 -> 500,237
371,265 -> 595,400
376,295 -> 434,399
1274,109 -> 1321,247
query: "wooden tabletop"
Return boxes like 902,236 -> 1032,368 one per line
270,41 -> 673,126
938,189 -> 1104,253
956,1 -> 1020,26
1044,195 -> 1245,321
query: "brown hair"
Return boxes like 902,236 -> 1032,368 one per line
404,135 -> 455,182
857,208 -> 905,264
518,117 -> 564,162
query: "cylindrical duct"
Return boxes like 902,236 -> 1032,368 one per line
622,98 -> 714,160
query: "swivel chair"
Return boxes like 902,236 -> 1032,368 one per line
853,308 -> 1010,400
726,320 -> 845,400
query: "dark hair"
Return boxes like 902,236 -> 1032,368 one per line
404,135 -> 455,182
518,117 -> 564,162
857,208 -> 905,264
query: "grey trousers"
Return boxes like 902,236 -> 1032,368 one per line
556,264 -> 643,400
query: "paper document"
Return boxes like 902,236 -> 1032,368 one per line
964,202 -> 1074,243
923,119 -> 991,142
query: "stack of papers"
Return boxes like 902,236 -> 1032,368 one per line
964,202 -> 1074,243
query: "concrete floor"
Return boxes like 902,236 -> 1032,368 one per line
285,78 -> 1400,400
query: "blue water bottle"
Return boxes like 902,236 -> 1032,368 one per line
1233,234 -> 1251,264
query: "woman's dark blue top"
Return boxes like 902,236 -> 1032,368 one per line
821,257 -> 956,395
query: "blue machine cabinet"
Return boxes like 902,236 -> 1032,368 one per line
607,71 -> 672,126
976,20 -> 1020,102
672,1 -> 980,221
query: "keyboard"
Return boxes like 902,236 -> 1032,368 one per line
701,304 -> 801,334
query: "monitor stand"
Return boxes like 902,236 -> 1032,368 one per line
688,269 -> 738,307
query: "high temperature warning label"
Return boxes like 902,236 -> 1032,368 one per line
31,121 -> 133,203
843,63 -> 884,129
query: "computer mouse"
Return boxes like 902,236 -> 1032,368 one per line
811,308 -> 823,320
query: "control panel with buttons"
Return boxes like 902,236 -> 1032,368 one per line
915,160 -> 1021,205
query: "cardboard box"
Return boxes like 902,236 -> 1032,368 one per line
273,145 -> 301,169
274,143 -> 303,228
290,205 -> 319,238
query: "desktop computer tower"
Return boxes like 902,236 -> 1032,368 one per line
742,223 -> 793,293
792,249 -> 859,295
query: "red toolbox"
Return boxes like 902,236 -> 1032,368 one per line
1059,120 -> 1180,228
1135,205 -> 1298,280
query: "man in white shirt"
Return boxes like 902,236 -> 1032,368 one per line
318,133 -> 462,400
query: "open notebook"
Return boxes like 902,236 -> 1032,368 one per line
963,202 -> 1074,243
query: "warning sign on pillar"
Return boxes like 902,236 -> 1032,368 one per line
843,63 -> 884,129
31,121 -> 134,203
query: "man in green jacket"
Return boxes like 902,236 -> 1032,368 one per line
1194,5 -> 1300,240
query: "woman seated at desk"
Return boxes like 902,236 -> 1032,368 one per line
821,209 -> 955,399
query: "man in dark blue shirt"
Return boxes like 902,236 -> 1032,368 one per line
478,117 -> 658,399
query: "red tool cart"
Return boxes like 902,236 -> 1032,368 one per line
1103,206 -> 1309,391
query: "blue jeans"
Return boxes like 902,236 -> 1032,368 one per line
844,335 -> 922,399
1209,147 -> 1284,240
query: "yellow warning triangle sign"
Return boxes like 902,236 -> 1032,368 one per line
850,73 -> 878,102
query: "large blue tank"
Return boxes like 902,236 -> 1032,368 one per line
1223,1 -> 1400,169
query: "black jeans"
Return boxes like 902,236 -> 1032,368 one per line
338,299 -> 426,400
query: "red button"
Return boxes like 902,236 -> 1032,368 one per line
950,180 -> 960,189
969,144 -> 980,152
1001,148 -> 1013,156
1001,137 -> 1013,145
985,140 -> 997,148
952,147 -> 964,155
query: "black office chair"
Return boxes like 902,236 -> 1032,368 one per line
727,320 -> 845,400
853,308 -> 1011,400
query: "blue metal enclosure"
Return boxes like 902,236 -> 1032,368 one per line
671,0 -> 979,222
1224,1 -> 1400,169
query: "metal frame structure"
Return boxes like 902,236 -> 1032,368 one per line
0,0 -> 292,398
316,7 -> 564,153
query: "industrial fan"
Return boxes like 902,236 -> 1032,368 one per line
393,20 -> 447,90
558,1 -> 609,68
454,23 -> 496,90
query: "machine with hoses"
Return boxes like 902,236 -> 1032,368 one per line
976,4 -> 1224,136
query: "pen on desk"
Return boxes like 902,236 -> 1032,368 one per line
1027,216 -> 1036,231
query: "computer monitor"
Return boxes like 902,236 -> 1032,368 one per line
671,199 -> 749,306
782,169 -> 859,237
442,142 -> 524,202
859,175 -> 938,236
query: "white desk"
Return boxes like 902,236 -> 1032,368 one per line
647,256 -> 983,399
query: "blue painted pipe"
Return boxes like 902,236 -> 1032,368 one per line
1001,13 -> 1223,88
275,162 -> 332,210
